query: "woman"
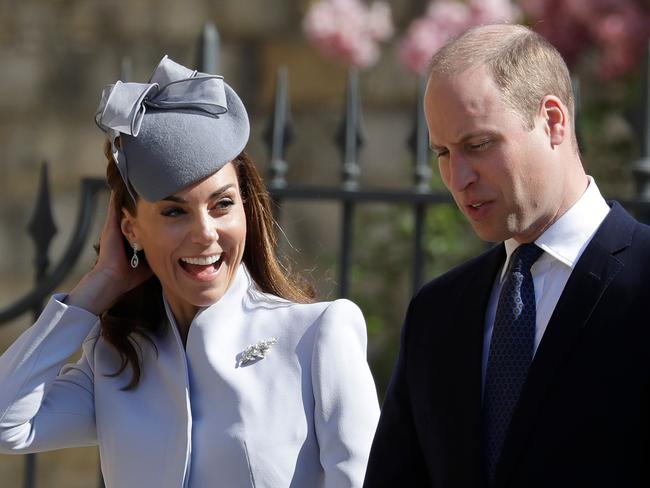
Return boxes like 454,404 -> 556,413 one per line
0,56 -> 380,488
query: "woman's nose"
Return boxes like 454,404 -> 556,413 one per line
191,213 -> 218,244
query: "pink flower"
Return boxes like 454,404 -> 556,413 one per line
397,17 -> 451,74
397,0 -> 520,75
368,2 -> 394,40
426,0 -> 471,31
397,1 -> 470,75
303,0 -> 394,69
469,0 -> 520,25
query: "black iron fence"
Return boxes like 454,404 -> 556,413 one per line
2,23 -> 650,488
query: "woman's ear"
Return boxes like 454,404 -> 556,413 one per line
541,95 -> 567,147
120,209 -> 138,245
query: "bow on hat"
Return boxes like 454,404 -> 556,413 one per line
95,55 -> 229,202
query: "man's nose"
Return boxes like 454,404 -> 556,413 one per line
448,153 -> 477,193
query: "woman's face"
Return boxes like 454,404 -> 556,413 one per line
121,162 -> 246,326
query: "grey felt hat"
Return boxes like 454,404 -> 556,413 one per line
95,55 -> 250,202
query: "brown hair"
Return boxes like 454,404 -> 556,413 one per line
102,141 -> 314,389
428,24 -> 575,134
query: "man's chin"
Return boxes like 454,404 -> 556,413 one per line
470,224 -> 507,244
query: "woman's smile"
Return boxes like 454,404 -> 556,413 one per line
179,254 -> 223,282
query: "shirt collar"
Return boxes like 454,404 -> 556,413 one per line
501,176 -> 610,279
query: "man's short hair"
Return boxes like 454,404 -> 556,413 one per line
428,24 -> 574,131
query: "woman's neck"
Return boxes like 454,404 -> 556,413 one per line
166,300 -> 199,347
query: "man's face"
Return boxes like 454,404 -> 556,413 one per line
424,66 -> 565,243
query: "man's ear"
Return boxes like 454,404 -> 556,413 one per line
541,95 -> 567,147
120,209 -> 138,245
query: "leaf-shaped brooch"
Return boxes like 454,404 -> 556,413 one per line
237,337 -> 278,367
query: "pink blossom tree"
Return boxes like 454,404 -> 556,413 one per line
519,0 -> 650,79
303,0 -> 649,79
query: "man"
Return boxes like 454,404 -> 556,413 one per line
364,24 -> 650,488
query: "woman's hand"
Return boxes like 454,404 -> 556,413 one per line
66,193 -> 152,315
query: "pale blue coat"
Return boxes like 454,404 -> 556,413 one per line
0,266 -> 380,487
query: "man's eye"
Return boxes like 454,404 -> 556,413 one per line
470,140 -> 491,151
434,148 -> 449,158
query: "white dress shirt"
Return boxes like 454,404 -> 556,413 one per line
482,177 -> 611,383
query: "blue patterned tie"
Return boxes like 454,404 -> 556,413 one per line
483,243 -> 544,484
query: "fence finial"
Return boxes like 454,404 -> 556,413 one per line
264,66 -> 293,189
408,73 -> 432,193
27,162 -> 57,282
200,22 -> 220,74
336,67 -> 364,191
120,56 -> 133,82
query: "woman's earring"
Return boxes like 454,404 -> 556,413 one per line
130,243 -> 140,269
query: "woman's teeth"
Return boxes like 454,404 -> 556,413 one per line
180,255 -> 221,265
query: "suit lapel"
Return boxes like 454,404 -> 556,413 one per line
494,202 -> 635,487
437,244 -> 504,487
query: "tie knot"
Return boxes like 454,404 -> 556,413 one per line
510,243 -> 543,273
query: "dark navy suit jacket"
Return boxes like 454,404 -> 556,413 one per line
364,202 -> 650,488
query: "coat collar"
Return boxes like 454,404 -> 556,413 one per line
162,264 -> 251,340
493,201 -> 635,487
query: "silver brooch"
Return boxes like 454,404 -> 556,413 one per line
237,337 -> 278,367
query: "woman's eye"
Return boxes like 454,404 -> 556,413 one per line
213,198 -> 235,211
161,207 -> 185,217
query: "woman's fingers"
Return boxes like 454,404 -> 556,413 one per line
67,193 -> 152,314
99,193 -> 152,290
